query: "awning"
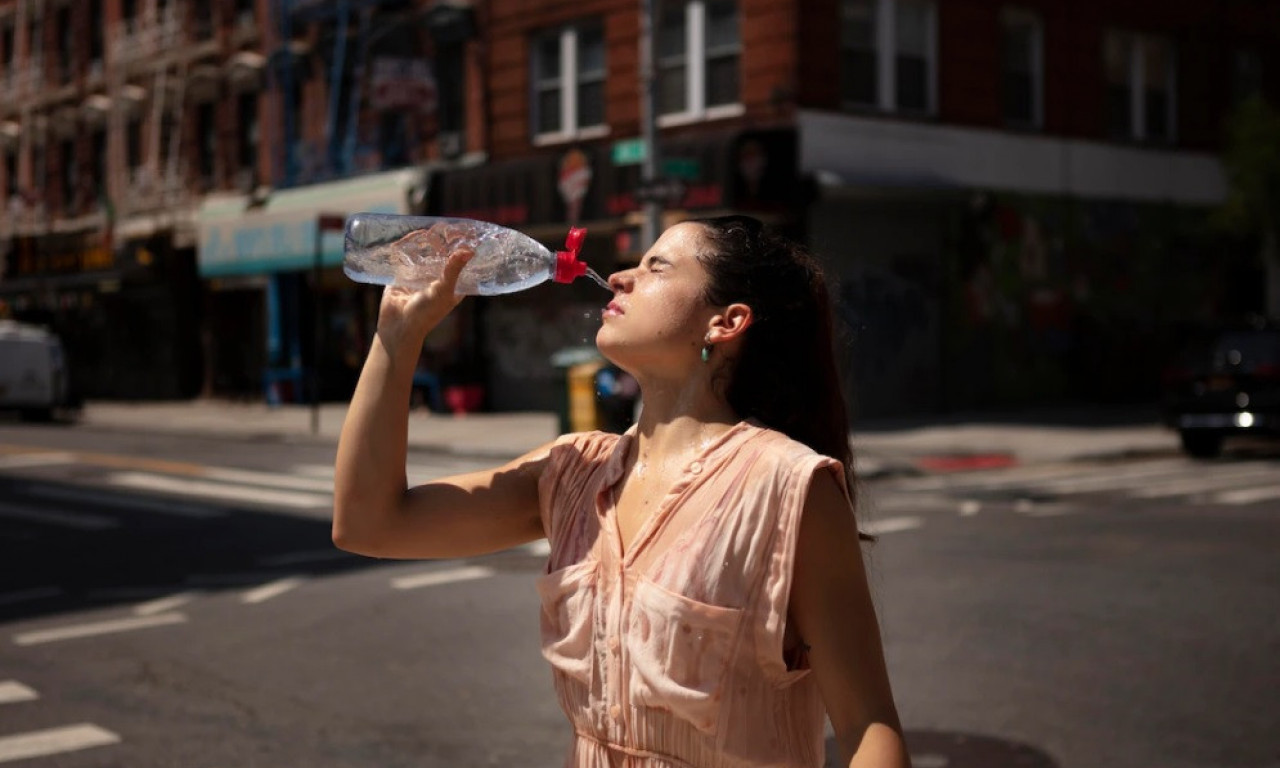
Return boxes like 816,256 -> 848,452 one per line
197,167 -> 427,277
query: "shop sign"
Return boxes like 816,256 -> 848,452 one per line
8,241 -> 115,279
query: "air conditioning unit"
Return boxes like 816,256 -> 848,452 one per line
438,131 -> 463,159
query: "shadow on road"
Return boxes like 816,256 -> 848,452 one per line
0,475 -> 545,626
826,731 -> 1061,767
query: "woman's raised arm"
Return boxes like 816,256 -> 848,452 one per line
332,248 -> 547,560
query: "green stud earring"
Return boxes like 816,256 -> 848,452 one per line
701,346 -> 710,363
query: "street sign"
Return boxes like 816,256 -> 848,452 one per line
634,177 -> 687,206
662,158 -> 701,180
612,138 -> 647,166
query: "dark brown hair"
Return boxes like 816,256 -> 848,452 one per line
693,215 -> 858,505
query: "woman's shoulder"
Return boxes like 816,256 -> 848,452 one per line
740,420 -> 830,465
549,429 -> 627,466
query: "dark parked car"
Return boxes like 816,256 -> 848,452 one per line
1161,320 -> 1280,458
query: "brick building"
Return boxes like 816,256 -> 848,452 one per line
3,0 -> 1278,414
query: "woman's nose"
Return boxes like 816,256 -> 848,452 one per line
608,269 -> 633,292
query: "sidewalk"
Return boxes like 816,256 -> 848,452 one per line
72,400 -> 1181,478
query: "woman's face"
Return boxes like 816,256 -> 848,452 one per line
596,223 -> 716,375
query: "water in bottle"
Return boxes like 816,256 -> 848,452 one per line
342,213 -> 610,295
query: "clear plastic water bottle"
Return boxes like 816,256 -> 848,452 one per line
342,213 -> 606,295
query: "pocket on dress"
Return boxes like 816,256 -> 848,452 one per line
627,577 -> 744,734
535,559 -> 598,686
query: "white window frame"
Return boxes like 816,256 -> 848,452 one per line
532,22 -> 610,146
1000,7 -> 1043,129
840,0 -> 938,115
1106,30 -> 1177,144
657,0 -> 744,128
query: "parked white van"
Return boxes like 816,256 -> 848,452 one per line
0,320 -> 74,420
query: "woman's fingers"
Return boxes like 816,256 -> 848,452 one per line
437,246 -> 475,298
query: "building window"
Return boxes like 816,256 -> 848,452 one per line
60,138 -> 76,212
197,101 -> 216,188
89,1 -> 103,73
658,0 -> 741,122
4,147 -> 17,199
92,128 -> 107,197
126,117 -> 143,174
1001,8 -> 1042,128
1105,30 -> 1175,144
532,21 -> 606,141
238,92 -> 259,185
1,19 -> 14,79
57,5 -> 73,84
840,0 -> 936,114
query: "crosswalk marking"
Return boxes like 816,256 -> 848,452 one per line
106,471 -> 332,509
391,565 -> 494,590
1208,483 -> 1280,505
0,723 -> 120,763
862,516 -> 924,535
1127,464 -> 1279,498
242,577 -> 305,604
0,681 -> 38,705
134,591 -> 199,616
202,466 -> 335,493
0,500 -> 119,531
13,613 -> 187,646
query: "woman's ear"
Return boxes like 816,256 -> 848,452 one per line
707,303 -> 753,344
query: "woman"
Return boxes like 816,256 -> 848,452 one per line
333,216 -> 910,768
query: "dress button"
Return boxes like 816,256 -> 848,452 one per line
610,705 -> 622,719
608,636 -> 620,652
689,461 -> 703,474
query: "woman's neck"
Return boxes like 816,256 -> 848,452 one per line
630,375 -> 740,462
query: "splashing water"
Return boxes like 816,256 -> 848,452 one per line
585,267 -> 612,292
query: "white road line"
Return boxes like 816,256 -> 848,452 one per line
893,462 -> 1089,492
0,587 -> 62,607
0,681 -> 38,705
1127,464 -> 1280,498
1033,461 -> 1208,494
242,577 -> 305,604
959,500 -> 982,517
0,452 -> 76,470
106,472 -> 332,509
24,484 -> 224,518
258,549 -> 353,567
1207,484 -> 1280,505
0,501 -> 118,531
202,466 -> 335,493
391,565 -> 495,590
133,591 -> 198,616
13,613 -> 187,646
862,516 -> 924,536
0,723 -> 120,763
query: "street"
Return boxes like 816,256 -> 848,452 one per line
0,421 -> 1276,768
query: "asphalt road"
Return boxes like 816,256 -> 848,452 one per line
0,421 -> 1276,768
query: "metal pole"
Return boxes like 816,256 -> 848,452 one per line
639,0 -> 662,248
311,220 -> 322,435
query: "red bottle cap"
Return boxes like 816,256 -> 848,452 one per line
553,227 -> 588,283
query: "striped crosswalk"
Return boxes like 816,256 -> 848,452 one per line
885,455 -> 1280,509
0,681 -> 119,764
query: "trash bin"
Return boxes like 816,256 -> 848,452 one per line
551,346 -> 606,434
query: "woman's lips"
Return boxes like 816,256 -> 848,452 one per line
602,301 -> 624,319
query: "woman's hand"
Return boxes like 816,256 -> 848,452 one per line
375,246 -> 474,361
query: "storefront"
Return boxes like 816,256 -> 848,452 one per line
798,109 -> 1234,417
196,167 -> 435,402
427,127 -> 802,411
0,227 -> 202,400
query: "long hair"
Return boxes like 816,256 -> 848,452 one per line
693,215 -> 858,504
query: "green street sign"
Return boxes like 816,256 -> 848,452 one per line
662,158 -> 701,180
612,139 -> 647,165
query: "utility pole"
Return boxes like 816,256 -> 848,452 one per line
639,0 -> 662,248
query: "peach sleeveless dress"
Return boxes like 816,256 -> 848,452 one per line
536,419 -> 845,768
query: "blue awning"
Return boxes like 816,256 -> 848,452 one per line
196,167 -> 427,277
